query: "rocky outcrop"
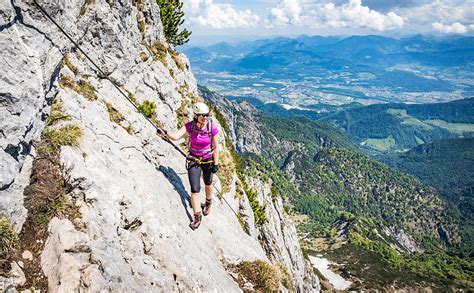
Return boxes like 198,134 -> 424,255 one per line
201,89 -> 265,154
1,0 -> 319,291
248,177 -> 319,291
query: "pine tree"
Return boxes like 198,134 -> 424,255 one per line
157,0 -> 191,46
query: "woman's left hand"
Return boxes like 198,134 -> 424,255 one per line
210,164 -> 219,173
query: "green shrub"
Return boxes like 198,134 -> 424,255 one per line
138,99 -> 157,118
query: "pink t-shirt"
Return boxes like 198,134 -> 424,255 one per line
185,120 -> 219,159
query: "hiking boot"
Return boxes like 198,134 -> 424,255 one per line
189,212 -> 202,230
201,198 -> 212,216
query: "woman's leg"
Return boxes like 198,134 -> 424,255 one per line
191,192 -> 201,214
188,164 -> 202,214
202,163 -> 213,200
202,164 -> 213,215
204,185 -> 212,201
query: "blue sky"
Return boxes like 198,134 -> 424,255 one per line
182,0 -> 474,44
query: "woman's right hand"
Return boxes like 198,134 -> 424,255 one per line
157,129 -> 168,138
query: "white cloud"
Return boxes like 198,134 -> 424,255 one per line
183,0 -> 260,29
432,22 -> 468,33
306,0 -> 404,31
395,1 -> 474,31
270,0 -> 302,26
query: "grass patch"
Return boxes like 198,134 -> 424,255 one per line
31,192 -> 68,228
217,149 -> 235,194
237,211 -> 250,235
40,125 -> 83,155
386,108 -> 408,116
425,119 -> 474,134
401,117 -> 435,129
362,135 -> 396,152
176,98 -> 191,128
126,124 -> 135,134
76,79 -> 98,101
102,100 -> 125,124
147,42 -> 168,65
169,49 -> 187,71
235,260 -> 281,292
46,99 -> 71,126
278,263 -> 294,292
102,100 -> 135,134
0,217 -> 19,269
59,75 -> 98,101
63,54 -> 79,75
59,75 -> 76,89
137,15 -> 146,33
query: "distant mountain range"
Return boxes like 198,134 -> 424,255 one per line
184,34 -> 474,107
183,34 -> 474,72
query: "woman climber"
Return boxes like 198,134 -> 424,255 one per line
160,102 -> 220,230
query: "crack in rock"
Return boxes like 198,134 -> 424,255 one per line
0,179 -> 15,191
97,133 -> 119,144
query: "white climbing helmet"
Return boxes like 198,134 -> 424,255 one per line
193,102 -> 209,115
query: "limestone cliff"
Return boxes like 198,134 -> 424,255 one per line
0,0 -> 319,291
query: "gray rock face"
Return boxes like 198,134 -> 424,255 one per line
383,226 -> 423,253
1,0 -> 319,291
200,90 -> 265,154
249,177 -> 320,291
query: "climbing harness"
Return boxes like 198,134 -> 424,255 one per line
33,1 -> 240,221
186,155 -> 213,170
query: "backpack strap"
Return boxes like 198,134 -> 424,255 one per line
208,118 -> 213,151
189,119 -> 214,157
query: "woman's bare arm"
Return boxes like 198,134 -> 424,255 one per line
212,134 -> 219,165
166,125 -> 187,141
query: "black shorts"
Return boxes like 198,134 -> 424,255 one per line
188,158 -> 213,193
